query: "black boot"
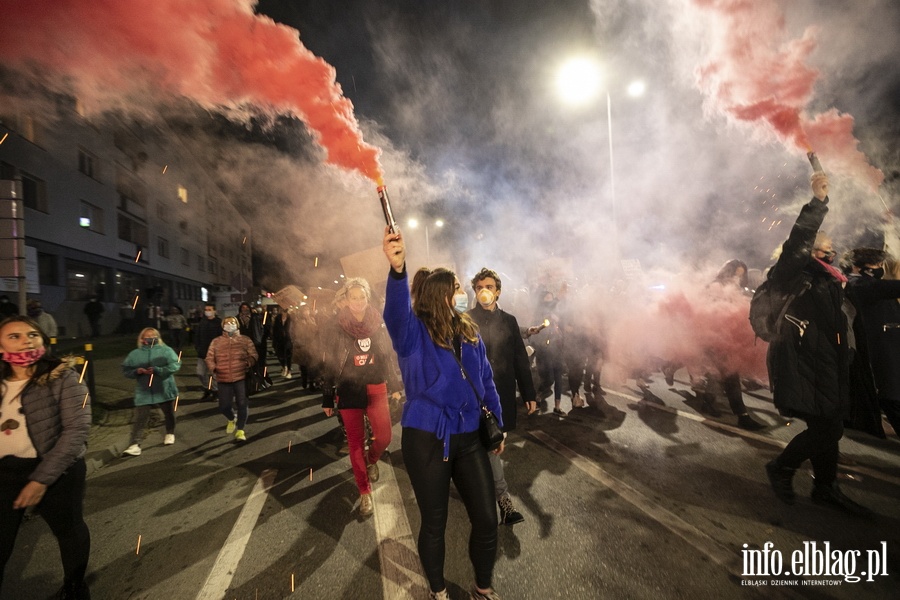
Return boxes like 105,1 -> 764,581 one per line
810,482 -> 873,518
697,393 -> 721,417
765,459 -> 796,505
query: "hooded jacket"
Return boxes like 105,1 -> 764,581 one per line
14,358 -> 91,485
122,343 -> 182,405
766,196 -> 849,419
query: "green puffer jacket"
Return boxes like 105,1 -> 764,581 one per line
16,358 -> 92,486
122,344 -> 182,405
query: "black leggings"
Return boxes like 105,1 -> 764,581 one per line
130,401 -> 176,445
0,457 -> 91,590
401,427 -> 498,593
776,415 -> 843,486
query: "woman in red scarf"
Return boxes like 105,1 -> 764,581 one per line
321,278 -> 400,516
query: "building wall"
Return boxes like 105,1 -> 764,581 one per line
0,102 -> 253,338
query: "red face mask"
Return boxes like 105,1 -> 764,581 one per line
3,347 -> 46,367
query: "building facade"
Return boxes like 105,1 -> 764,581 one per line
0,99 -> 252,338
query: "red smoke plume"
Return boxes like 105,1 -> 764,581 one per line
0,0 -> 383,183
693,0 -> 883,190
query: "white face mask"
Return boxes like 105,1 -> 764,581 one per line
205,310 -> 215,318
223,323 -> 238,334
476,288 -> 495,307
453,293 -> 469,313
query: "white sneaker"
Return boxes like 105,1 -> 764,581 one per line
163,434 -> 175,445
123,444 -> 141,456
284,370 -> 292,379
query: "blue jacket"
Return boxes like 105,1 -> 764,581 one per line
383,268 -> 502,458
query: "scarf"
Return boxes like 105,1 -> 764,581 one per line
338,306 -> 382,339
815,258 -> 848,283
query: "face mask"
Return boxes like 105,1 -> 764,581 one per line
141,337 -> 159,346
3,347 -> 46,367
453,293 -> 469,313
223,323 -> 238,334
862,267 -> 885,279
205,310 -> 215,318
476,289 -> 495,307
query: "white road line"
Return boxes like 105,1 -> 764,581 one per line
530,429 -> 744,575
373,450 -> 430,599
196,469 -> 277,600
605,389 -> 900,487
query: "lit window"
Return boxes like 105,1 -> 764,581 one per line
177,185 -> 188,203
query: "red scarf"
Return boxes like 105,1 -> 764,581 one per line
338,306 -> 382,338
815,258 -> 848,283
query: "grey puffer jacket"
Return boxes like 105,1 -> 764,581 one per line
17,358 -> 92,485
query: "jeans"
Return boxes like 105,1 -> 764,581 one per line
130,401 -> 176,445
402,427 -> 497,592
218,381 -> 249,429
340,383 -> 391,495
0,457 -> 90,591
488,451 -> 508,501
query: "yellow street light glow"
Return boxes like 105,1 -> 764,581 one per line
628,80 -> 646,97
556,56 -> 602,106
434,219 -> 444,228
407,217 -> 419,229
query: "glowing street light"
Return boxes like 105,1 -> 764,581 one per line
555,56 -> 645,263
407,217 -> 444,264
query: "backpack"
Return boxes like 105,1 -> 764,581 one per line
748,276 -> 812,342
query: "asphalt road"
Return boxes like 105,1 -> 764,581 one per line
3,360 -> 899,600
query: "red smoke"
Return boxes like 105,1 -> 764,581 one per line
693,0 -> 883,190
0,0 -> 383,183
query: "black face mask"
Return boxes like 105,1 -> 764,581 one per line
861,267 -> 885,279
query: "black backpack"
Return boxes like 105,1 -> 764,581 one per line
748,276 -> 812,342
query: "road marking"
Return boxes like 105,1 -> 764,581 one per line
196,469 -> 277,600
604,389 -> 900,486
530,429 -> 744,575
373,448 -> 430,599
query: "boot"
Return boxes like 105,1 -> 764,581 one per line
765,459 -> 796,505
811,482 -> 873,518
498,496 -> 524,525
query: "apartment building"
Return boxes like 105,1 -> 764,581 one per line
0,98 -> 252,338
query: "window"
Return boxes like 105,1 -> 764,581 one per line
0,161 -> 15,180
20,171 -> 48,212
177,185 -> 188,203
156,200 -> 169,223
116,166 -> 146,208
117,213 -> 148,246
78,148 -> 100,180
79,200 -> 104,233
208,258 -> 217,277
38,252 -> 58,286
196,254 -> 205,272
157,237 -> 170,259
180,247 -> 189,266
20,115 -> 43,146
65,260 -> 106,301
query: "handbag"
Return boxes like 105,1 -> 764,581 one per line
245,368 -> 273,396
452,338 -> 504,451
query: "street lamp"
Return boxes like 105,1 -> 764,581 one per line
556,56 -> 644,262
406,217 -> 444,264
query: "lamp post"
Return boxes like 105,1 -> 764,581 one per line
407,217 -> 444,264
556,57 -> 644,263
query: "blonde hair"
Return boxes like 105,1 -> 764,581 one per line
222,316 -> 239,329
136,328 -> 165,348
341,277 -> 372,302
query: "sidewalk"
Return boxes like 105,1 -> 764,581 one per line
58,333 -> 203,476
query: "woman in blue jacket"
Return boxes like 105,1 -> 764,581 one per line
382,227 -> 504,600
121,327 -> 181,456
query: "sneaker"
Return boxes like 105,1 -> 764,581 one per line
359,492 -> 374,516
470,586 -> 502,600
430,590 -> 449,600
810,482 -> 873,518
55,580 -> 90,600
123,444 -> 142,456
572,392 -> 585,408
663,364 -> 677,386
552,407 -> 566,416
234,429 -> 247,442
498,496 -> 524,525
765,459 -> 796,505
226,420 -> 236,434
367,461 -> 380,483
163,434 -> 175,445
737,414 -> 766,431
284,370 -> 292,379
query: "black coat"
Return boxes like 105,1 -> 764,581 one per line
194,316 -> 222,359
846,274 -> 900,400
468,304 -> 536,431
766,197 -> 850,419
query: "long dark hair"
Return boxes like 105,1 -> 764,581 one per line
414,268 -> 479,349
714,259 -> 749,288
0,315 -> 63,384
